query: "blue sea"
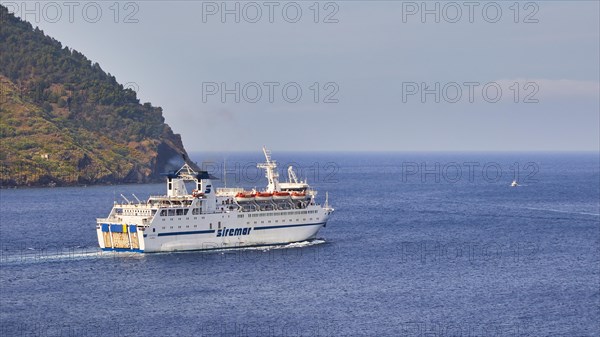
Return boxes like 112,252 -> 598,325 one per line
1,152 -> 598,337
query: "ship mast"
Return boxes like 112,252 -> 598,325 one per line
287,165 -> 299,183
257,146 -> 280,192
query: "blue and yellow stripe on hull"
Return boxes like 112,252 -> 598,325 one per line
101,224 -> 136,233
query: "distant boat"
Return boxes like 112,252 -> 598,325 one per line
511,180 -> 519,187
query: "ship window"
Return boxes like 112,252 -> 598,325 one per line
184,209 -> 189,215
153,228 -> 155,232
210,223 -> 212,229
160,210 -> 167,216
176,209 -> 184,216
168,209 -> 175,216
162,227 -> 165,229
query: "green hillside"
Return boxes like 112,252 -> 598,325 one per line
0,5 -> 190,186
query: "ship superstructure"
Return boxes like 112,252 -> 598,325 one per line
96,147 -> 334,253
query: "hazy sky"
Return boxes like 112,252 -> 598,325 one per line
4,1 -> 599,152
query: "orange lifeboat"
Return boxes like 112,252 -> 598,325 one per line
290,192 -> 306,200
272,191 -> 290,200
254,192 -> 273,202
234,192 -> 254,203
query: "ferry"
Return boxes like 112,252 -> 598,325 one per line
96,147 -> 334,253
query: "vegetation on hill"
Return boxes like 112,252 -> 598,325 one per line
0,5 -> 190,186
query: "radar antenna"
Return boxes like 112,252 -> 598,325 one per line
257,146 -> 280,192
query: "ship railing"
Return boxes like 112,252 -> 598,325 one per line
216,187 -> 244,195
113,203 -> 153,208
96,217 -> 152,226
148,195 -> 197,200
96,217 -> 120,223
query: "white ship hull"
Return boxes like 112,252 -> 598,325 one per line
97,206 -> 330,253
